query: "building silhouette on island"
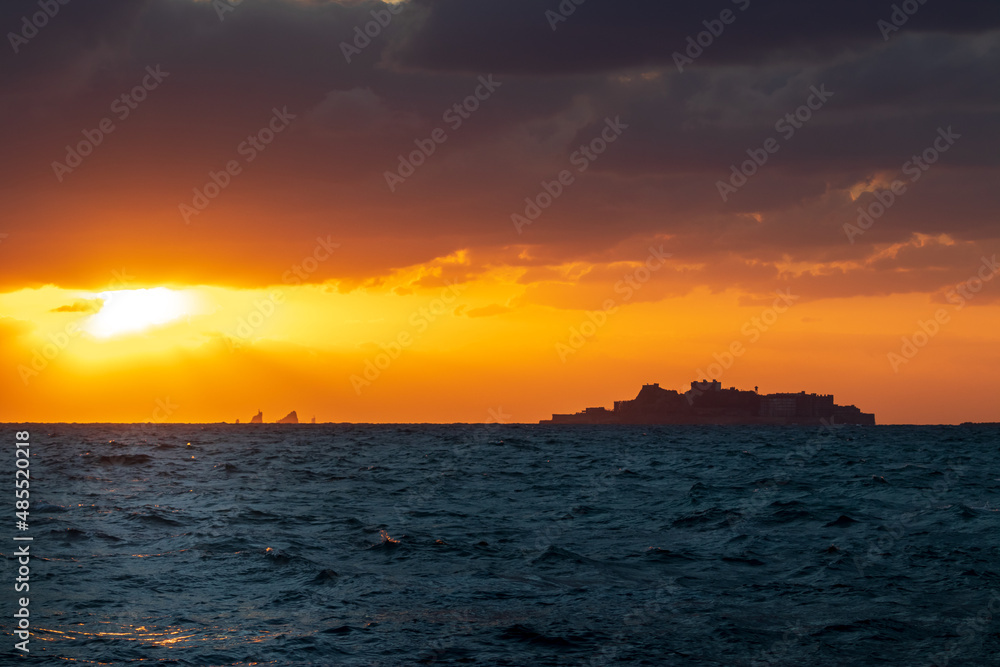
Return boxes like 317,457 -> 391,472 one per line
541,380 -> 875,425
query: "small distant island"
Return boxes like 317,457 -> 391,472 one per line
276,411 -> 299,425
244,410 -> 304,424
541,380 -> 876,426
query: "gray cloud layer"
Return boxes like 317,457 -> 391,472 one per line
0,0 -> 997,301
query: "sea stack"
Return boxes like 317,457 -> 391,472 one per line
250,410 -> 263,424
277,411 -> 299,424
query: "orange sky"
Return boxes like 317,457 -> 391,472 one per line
2,0 -> 999,424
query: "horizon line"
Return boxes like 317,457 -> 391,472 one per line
2,421 -> 997,427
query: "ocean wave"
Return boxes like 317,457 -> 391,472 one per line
20,423 -> 1000,665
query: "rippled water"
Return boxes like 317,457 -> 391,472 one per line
7,424 -> 999,665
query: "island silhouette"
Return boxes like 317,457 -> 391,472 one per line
276,411 -> 299,424
541,380 -> 875,425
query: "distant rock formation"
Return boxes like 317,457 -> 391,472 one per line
277,411 -> 298,424
250,410 -> 263,424
311,416 -> 316,424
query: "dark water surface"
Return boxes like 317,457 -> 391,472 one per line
6,424 -> 999,665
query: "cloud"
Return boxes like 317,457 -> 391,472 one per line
50,299 -> 103,313
0,0 -> 996,307
305,87 -> 421,139
388,0 -> 1000,74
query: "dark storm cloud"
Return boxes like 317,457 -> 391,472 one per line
0,0 -> 997,302
389,0 -> 1000,74
591,34 -> 1000,177
0,0 -> 144,91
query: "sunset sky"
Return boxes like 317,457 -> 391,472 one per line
2,0 -> 999,424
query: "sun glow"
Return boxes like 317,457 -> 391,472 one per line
84,288 -> 196,338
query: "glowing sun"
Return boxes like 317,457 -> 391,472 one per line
84,288 -> 196,338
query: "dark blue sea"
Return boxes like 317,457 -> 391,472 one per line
6,424 -> 1000,665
